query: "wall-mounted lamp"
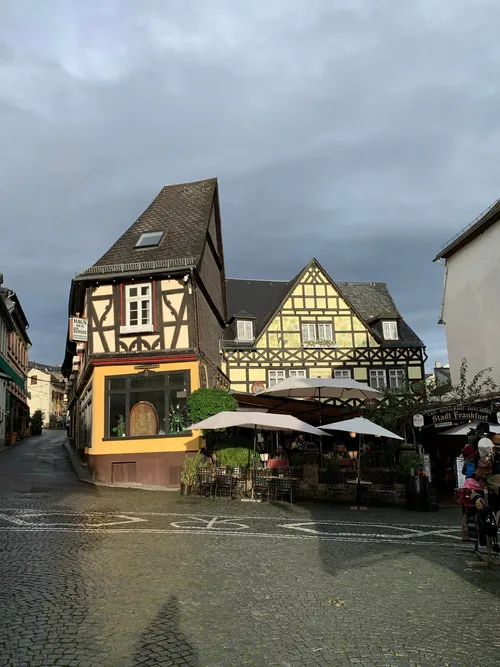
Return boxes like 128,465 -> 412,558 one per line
348,450 -> 358,459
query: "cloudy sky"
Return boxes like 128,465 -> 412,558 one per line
1,0 -> 499,368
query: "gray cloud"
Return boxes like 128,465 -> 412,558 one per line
1,0 -> 499,367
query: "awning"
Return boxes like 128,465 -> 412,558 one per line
0,356 -> 25,390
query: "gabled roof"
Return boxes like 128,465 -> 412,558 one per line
223,260 -> 424,349
434,198 -> 500,261
0,287 -> 31,345
76,178 -> 218,280
225,279 -> 292,343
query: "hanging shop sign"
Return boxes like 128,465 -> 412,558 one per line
252,382 -> 266,395
69,317 -> 88,342
426,405 -> 493,427
413,413 -> 424,428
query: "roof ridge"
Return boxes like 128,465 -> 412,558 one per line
227,278 -> 289,283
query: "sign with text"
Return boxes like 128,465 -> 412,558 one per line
69,317 -> 88,342
413,413 -> 424,428
426,405 -> 492,426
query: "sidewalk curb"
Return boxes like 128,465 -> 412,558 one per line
63,439 -> 94,485
62,439 -> 178,492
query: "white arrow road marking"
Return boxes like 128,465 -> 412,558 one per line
170,516 -> 248,530
0,512 -> 147,527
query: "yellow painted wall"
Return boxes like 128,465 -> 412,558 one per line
87,360 -> 202,456
408,366 -> 423,380
353,367 -> 368,381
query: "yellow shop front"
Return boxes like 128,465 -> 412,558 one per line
86,358 -> 202,488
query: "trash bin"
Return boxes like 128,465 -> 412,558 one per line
406,476 -> 430,511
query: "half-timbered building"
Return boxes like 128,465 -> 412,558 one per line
223,259 -> 425,398
62,178 -> 228,487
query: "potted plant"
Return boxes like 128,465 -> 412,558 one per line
30,410 -> 44,436
180,452 -> 202,495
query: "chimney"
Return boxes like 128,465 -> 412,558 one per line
435,361 -> 442,369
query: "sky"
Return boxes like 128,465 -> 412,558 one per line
1,0 -> 500,369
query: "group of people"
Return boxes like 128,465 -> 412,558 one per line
458,422 -> 500,552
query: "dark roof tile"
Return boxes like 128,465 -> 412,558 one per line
78,178 -> 217,278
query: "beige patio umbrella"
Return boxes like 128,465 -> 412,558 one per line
187,411 -> 327,501
259,377 -> 382,456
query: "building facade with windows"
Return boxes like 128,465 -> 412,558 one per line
62,178 -> 229,488
28,363 -> 66,428
0,283 -> 31,444
0,285 -> 15,449
223,259 -> 425,398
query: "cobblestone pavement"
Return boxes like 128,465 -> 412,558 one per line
1,432 -> 500,666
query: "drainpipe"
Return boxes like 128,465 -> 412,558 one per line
437,258 -> 448,325
190,268 -> 200,352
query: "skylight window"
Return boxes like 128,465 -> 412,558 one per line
135,231 -> 164,248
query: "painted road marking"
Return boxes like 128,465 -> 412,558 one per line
279,522 -> 462,540
0,525 -> 469,547
0,512 -> 147,528
169,516 -> 248,530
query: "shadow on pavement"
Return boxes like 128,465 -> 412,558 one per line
131,595 -> 199,666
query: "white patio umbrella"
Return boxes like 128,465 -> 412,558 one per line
321,416 -> 402,510
187,411 -> 326,501
321,416 -> 403,440
259,377 -> 381,457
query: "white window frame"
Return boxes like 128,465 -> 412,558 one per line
289,369 -> 307,379
301,323 -> 316,344
268,370 -> 286,387
120,283 -> 154,334
236,320 -> 254,342
333,369 -> 351,379
317,322 -> 334,342
382,320 -> 398,340
369,369 -> 387,390
388,368 -> 406,389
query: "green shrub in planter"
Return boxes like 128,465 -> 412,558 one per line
181,452 -> 203,486
214,435 -> 256,469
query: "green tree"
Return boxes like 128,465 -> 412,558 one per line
187,388 -> 238,450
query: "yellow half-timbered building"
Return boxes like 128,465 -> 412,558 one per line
223,259 -> 426,397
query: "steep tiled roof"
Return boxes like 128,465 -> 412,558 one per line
337,282 -> 423,347
77,178 -> 217,279
225,279 -> 291,342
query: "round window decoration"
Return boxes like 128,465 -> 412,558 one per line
252,382 -> 266,395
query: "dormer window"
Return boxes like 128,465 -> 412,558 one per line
135,231 -> 164,248
382,320 -> 398,340
237,320 -> 254,341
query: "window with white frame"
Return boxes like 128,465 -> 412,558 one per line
236,320 -> 254,341
389,368 -> 406,389
289,369 -> 306,378
122,283 -> 153,333
301,323 -> 316,343
369,369 -> 387,390
268,370 -> 286,387
382,320 -> 398,340
317,322 -> 334,342
333,369 -> 351,379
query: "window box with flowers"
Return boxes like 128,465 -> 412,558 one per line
301,339 -> 336,349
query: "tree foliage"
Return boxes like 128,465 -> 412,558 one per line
362,358 -> 498,441
187,388 -> 238,449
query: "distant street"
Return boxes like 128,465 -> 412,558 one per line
1,432 -> 499,666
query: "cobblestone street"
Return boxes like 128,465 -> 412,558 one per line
1,432 -> 500,666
